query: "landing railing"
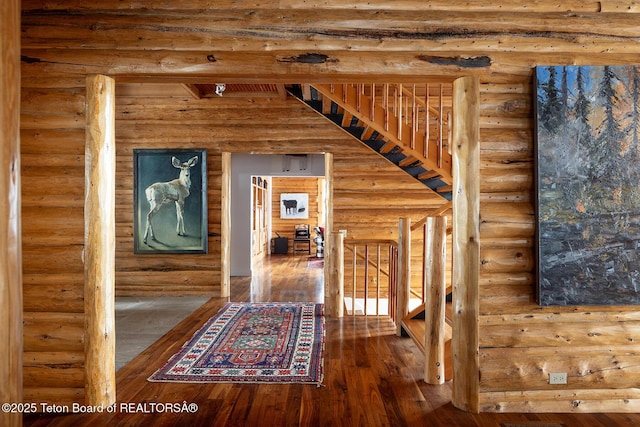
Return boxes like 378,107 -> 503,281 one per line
342,239 -> 398,321
325,233 -> 398,322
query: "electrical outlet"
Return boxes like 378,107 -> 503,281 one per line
549,372 -> 567,384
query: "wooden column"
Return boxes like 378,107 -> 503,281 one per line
221,152 -> 231,298
326,232 -> 344,317
324,152 -> 334,299
0,0 -> 23,425
84,74 -> 116,407
396,218 -> 411,336
425,216 -> 447,385
451,76 -> 480,412
324,153 -> 334,244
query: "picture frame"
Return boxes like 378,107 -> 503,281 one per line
133,148 -> 208,254
535,65 -> 640,305
280,193 -> 309,219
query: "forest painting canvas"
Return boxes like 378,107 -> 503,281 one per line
536,65 -> 640,306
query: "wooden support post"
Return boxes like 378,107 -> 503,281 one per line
324,153 -> 334,241
396,218 -> 411,336
424,216 -> 447,385
451,76 -> 480,413
221,152 -> 231,298
326,232 -> 344,317
0,1 -> 23,425
84,74 -> 116,407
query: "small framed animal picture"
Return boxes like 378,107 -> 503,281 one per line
280,193 -> 308,219
133,149 -> 207,254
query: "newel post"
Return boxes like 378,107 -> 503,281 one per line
84,74 -> 116,407
396,218 -> 411,336
326,232 -> 344,317
424,216 -> 447,384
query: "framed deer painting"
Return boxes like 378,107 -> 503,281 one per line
133,148 -> 208,254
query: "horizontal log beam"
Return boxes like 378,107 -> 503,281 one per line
21,0 -> 626,12
20,10 -> 640,51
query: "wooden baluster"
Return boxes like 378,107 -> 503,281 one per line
411,84 -> 417,149
356,83 -> 361,112
364,243 -> 369,316
384,83 -> 389,131
438,83 -> 444,168
342,84 -> 347,103
370,83 -> 375,122
352,243 -> 357,316
425,84 -> 430,158
391,245 -> 398,323
397,84 -> 403,140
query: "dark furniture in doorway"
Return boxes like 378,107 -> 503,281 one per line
293,224 -> 311,255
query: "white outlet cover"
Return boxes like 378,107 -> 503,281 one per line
549,372 -> 567,384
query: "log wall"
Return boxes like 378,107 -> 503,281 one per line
19,0 -> 640,413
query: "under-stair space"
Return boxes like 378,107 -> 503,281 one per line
287,83 -> 453,201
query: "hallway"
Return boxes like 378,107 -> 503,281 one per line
24,255 -> 640,426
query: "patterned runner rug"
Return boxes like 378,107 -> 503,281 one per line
148,302 -> 325,384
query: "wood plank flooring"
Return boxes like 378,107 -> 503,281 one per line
24,254 -> 640,426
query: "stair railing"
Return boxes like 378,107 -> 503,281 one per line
315,83 -> 452,180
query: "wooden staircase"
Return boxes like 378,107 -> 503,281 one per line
287,83 -> 453,201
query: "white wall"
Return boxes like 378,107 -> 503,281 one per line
230,154 -> 325,276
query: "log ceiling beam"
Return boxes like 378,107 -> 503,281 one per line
20,0 -> 640,13
21,47 -> 640,84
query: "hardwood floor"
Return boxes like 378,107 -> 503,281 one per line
24,255 -> 640,426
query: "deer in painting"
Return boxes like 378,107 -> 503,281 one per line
143,156 -> 199,244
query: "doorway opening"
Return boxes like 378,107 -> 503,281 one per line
229,153 -> 328,278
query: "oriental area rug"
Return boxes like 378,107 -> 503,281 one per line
307,256 -> 324,269
148,302 -> 325,385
